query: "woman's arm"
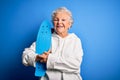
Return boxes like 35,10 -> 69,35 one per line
47,39 -> 83,73
22,42 -> 37,67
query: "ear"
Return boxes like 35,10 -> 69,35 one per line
68,22 -> 72,28
68,23 -> 71,30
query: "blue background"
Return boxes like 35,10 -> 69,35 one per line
0,0 -> 120,80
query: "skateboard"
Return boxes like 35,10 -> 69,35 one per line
35,20 -> 51,77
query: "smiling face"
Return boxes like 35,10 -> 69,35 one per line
53,12 -> 72,37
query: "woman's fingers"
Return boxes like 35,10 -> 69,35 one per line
35,55 -> 42,61
48,50 -> 52,53
44,50 -> 51,55
35,50 -> 51,63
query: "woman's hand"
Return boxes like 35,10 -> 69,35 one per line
35,50 -> 51,63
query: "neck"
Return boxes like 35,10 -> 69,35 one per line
56,32 -> 68,38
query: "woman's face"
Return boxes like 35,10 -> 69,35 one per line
53,12 -> 71,35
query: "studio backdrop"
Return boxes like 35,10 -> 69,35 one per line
0,0 -> 120,80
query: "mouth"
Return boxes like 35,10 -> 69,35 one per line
56,25 -> 64,28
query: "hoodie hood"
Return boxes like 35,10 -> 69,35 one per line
52,32 -> 79,40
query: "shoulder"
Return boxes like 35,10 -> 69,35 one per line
69,33 -> 83,47
69,33 -> 81,41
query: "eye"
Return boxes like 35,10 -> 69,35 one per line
62,19 -> 66,21
53,18 -> 58,21
54,20 -> 58,21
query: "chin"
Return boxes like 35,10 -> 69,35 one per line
57,29 -> 64,32
55,30 -> 63,34
56,29 -> 64,33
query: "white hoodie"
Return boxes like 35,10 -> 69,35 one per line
22,33 -> 83,80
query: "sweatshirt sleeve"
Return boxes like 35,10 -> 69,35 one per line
47,38 -> 83,73
22,42 -> 37,67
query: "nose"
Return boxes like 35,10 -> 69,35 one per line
57,20 -> 62,24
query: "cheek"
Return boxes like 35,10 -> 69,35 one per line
53,22 -> 56,28
65,23 -> 71,28
53,22 -> 57,26
53,23 -> 57,29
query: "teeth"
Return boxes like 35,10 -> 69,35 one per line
57,26 -> 63,28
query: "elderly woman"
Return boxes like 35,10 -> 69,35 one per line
22,7 -> 83,80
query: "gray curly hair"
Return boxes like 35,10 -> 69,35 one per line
52,7 -> 73,25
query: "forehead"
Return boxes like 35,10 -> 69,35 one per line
54,12 -> 70,18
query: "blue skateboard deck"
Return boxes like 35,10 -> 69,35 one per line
35,20 -> 51,77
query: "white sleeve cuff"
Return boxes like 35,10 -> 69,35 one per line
47,54 -> 57,69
